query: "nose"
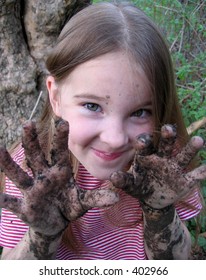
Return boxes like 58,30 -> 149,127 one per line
100,118 -> 129,150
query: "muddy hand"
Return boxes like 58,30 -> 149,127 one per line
0,119 -> 118,236
110,124 -> 206,209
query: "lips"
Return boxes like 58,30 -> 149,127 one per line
92,148 -> 124,161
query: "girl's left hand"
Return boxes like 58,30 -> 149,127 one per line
110,124 -> 206,209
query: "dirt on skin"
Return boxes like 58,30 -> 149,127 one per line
110,124 -> 206,209
0,118 -> 119,259
0,120 -> 206,259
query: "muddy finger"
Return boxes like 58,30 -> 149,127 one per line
80,188 -> 119,209
157,124 -> 177,157
22,121 -> 48,174
176,165 -> 206,198
185,165 -> 206,183
0,147 -> 33,190
0,193 -> 22,214
134,133 -> 155,156
110,171 -> 135,189
51,118 -> 70,166
110,170 -> 148,198
175,136 -> 204,168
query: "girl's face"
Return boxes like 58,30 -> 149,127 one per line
47,52 -> 154,180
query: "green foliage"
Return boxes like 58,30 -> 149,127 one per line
187,212 -> 206,251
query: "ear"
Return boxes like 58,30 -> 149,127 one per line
46,76 -> 62,117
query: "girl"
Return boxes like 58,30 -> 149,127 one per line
0,1 -> 205,260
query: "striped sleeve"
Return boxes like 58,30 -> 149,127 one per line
0,145 -> 29,248
175,187 -> 202,220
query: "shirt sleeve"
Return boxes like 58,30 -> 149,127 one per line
172,141 -> 202,220
175,186 -> 202,221
0,145 -> 29,249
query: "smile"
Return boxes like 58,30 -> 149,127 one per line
92,148 -> 124,161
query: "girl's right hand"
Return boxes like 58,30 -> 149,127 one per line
0,118 -> 119,237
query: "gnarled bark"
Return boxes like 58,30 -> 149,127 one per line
0,0 -> 91,147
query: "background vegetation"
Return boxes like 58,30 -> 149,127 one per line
94,0 -> 206,258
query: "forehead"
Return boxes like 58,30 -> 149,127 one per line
66,52 -> 149,87
58,52 -> 151,111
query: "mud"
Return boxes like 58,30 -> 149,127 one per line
0,118 -> 118,259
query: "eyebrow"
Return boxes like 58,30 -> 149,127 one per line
73,94 -> 107,102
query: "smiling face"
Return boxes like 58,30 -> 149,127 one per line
47,52 -> 154,180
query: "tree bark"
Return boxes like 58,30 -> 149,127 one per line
0,0 -> 91,148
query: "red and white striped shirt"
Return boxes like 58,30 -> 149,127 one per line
0,145 -> 202,259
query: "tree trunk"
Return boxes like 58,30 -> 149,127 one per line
0,0 -> 92,148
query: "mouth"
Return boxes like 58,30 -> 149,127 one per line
92,148 -> 124,161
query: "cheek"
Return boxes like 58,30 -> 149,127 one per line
68,125 -> 83,147
59,111 -> 91,147
68,120 -> 94,150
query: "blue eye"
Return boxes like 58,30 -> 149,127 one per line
84,103 -> 101,112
